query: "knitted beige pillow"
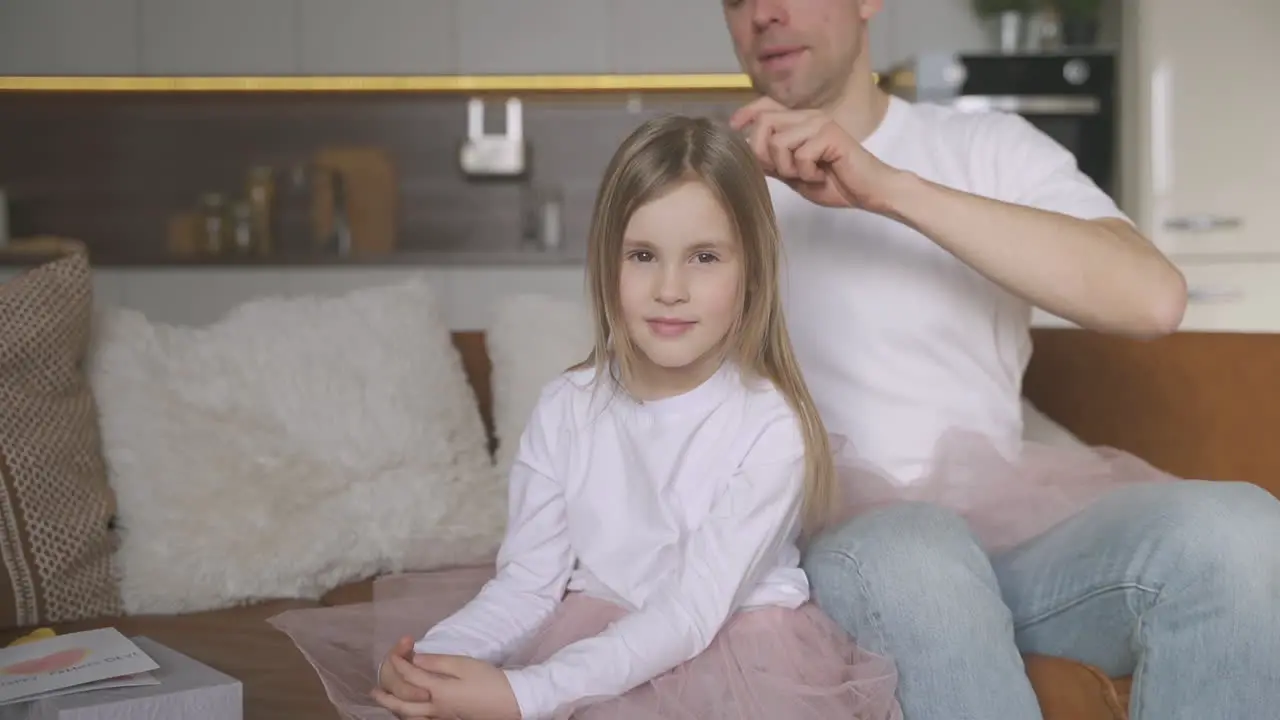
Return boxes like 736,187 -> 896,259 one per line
0,250 -> 122,629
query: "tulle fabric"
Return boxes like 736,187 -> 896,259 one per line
268,569 -> 903,720
266,429 -> 1171,718
827,429 -> 1181,554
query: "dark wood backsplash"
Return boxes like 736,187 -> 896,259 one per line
0,91 -> 747,262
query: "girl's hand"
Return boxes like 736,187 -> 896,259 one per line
410,653 -> 522,720
372,636 -> 435,718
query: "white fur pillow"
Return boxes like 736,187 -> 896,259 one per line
486,294 -> 593,476
89,275 -> 506,615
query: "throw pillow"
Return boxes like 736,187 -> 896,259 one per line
485,293 -> 593,477
0,250 -> 122,629
89,274 -> 505,615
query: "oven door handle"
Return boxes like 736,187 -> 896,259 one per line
951,95 -> 1101,115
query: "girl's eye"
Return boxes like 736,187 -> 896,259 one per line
628,250 -> 655,262
694,252 -> 718,263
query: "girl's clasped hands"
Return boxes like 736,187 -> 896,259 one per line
373,636 -> 520,720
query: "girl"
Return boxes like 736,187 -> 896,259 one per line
270,115 -> 903,720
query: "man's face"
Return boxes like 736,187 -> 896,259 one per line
723,0 -> 880,109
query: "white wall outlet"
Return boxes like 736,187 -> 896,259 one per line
459,97 -> 527,178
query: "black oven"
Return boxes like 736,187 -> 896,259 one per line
881,52 -> 1117,198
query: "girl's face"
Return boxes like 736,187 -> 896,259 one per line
618,180 -> 743,398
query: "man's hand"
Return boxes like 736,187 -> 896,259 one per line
729,96 -> 905,215
396,653 -> 522,720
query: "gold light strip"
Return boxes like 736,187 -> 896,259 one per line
0,73 -> 757,93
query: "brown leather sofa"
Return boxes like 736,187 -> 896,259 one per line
7,327 -> 1278,720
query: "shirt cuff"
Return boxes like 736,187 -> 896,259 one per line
412,637 -> 470,658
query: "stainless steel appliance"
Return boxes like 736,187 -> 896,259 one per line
881,51 -> 1117,197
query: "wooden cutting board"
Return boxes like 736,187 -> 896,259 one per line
311,146 -> 399,256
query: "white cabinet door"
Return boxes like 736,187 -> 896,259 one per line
140,0 -> 298,75
0,0 -> 140,75
1032,260 -> 1280,334
1127,0 -> 1280,258
609,0 -> 741,74
1174,261 -> 1280,333
456,0 -> 610,75
298,0 -> 456,75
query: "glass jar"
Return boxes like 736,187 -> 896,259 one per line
229,200 -> 255,255
198,193 -> 228,255
245,166 -> 276,256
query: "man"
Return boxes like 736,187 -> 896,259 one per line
720,1 -> 1280,719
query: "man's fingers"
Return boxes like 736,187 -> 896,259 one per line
747,111 -> 800,172
742,109 -> 824,176
792,132 -> 830,183
743,110 -> 786,172
770,115 -> 829,180
371,688 -> 437,718
729,95 -> 787,130
767,126 -> 800,179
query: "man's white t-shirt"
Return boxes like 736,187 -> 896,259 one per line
770,95 -> 1128,483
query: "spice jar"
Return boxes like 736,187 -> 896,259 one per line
198,193 -> 228,255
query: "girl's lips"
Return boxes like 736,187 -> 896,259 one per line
646,319 -> 696,337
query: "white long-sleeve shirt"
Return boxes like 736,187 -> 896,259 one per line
412,361 -> 811,720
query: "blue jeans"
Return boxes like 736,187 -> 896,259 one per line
802,481 -> 1280,719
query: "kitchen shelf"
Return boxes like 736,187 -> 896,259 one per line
0,73 -> 756,94
0,247 -> 587,269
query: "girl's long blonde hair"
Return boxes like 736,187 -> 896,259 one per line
577,114 -> 837,536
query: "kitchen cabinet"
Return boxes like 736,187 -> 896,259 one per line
0,0 -> 1000,79
609,0 -> 899,76
298,0 -> 456,76
1175,261 -> 1280,333
0,0 -> 140,75
609,0 -> 741,74
1032,260 -> 1280,334
139,0 -> 297,75
1121,0 -> 1280,258
455,0 -> 611,75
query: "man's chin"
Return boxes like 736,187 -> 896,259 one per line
751,77 -> 811,109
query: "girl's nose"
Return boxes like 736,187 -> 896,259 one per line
654,264 -> 689,305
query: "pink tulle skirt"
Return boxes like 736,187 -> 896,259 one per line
267,430 -> 1176,718
268,569 -> 902,720
829,429 -> 1181,554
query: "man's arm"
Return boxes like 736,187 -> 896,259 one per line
731,98 -> 1188,339
878,170 -> 1187,339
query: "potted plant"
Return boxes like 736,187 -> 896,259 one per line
972,0 -> 1036,53
1049,0 -> 1104,47
972,0 -> 1035,14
